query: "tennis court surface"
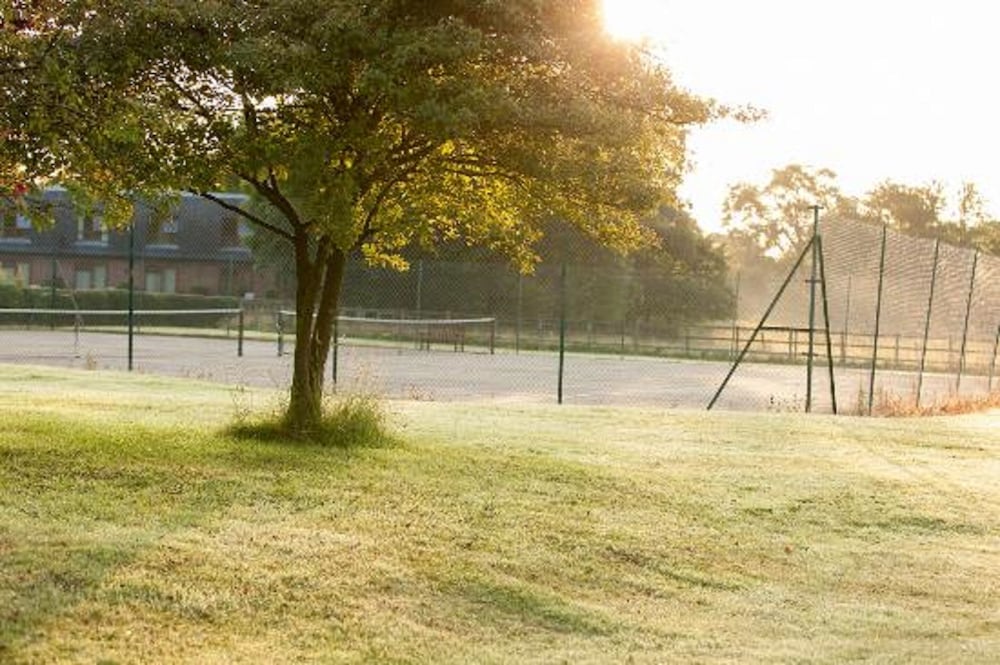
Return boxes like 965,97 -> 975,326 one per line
0,329 -> 985,413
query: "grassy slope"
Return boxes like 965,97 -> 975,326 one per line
0,366 -> 998,664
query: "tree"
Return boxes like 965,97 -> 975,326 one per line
1,1 -> 717,434
968,220 -> 1000,256
628,206 -> 732,328
861,180 -> 945,237
722,164 -> 857,257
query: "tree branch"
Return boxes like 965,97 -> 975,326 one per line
236,171 -> 308,232
194,191 -> 295,242
165,74 -> 217,121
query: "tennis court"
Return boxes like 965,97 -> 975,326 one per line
0,328 -> 984,412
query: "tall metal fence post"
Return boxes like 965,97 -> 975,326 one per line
916,240 -> 941,408
806,206 -> 821,413
867,224 -> 888,415
237,309 -> 244,357
557,261 -> 567,405
956,251 -> 979,395
128,220 -> 135,372
276,309 -> 284,357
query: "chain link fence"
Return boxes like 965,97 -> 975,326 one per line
0,191 -> 997,414
722,217 -> 999,413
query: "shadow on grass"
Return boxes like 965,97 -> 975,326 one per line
447,576 -> 614,637
0,454 -> 246,656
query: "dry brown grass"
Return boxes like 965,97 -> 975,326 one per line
873,387 -> 1000,417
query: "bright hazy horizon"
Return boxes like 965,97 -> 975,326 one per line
603,0 -> 1000,233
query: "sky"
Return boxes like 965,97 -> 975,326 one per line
602,0 -> 1000,233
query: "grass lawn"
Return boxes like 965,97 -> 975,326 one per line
0,365 -> 998,663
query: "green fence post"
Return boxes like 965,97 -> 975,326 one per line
276,309 -> 284,357
916,240 -> 940,408
237,309 -> 244,357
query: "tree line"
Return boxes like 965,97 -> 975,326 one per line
721,164 -> 1000,264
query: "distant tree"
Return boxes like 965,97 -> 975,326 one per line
1,1 -> 719,434
861,180 -> 945,237
722,164 -> 857,257
628,206 -> 732,327
956,182 -> 989,235
968,220 -> 1000,256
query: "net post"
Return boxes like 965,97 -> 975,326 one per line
490,318 -> 496,355
867,224 -> 888,416
956,251 -> 979,395
557,261 -> 567,405
237,308 -> 244,357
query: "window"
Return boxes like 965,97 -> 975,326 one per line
74,265 -> 106,290
147,215 -> 179,246
145,268 -> 176,293
221,217 -> 251,248
0,214 -> 32,241
77,214 -> 108,244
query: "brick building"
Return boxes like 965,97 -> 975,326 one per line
0,189 -> 270,298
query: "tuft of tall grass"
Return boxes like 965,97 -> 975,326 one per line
228,390 -> 396,448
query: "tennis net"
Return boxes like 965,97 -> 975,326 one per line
276,311 -> 497,355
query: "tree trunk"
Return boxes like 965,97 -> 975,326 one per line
286,234 -> 347,436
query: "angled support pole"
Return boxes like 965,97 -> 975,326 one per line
816,233 -> 838,414
916,239 -> 941,408
956,251 -> 979,395
708,237 -> 815,410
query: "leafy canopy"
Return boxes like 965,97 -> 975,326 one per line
1,0 -> 718,267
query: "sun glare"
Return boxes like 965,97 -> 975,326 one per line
602,0 -> 668,42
